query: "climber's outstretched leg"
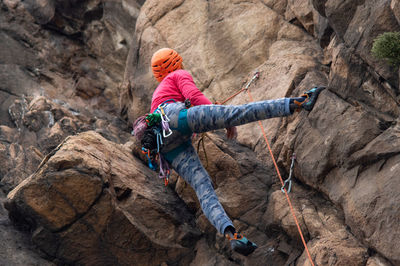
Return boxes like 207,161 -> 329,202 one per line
186,87 -> 325,133
170,143 -> 233,234
186,98 -> 290,133
169,143 -> 257,256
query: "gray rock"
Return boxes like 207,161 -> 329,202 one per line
22,0 -> 55,24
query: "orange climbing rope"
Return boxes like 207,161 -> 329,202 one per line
216,87 -> 247,105
218,72 -> 315,266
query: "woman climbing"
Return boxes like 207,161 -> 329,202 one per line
137,48 -> 325,256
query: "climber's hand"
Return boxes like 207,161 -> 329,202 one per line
226,126 -> 237,140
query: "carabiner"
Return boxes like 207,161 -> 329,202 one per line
163,127 -> 173,138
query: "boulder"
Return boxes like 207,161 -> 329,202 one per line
0,190 -> 54,266
5,131 -> 201,265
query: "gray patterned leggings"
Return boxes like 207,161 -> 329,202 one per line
162,98 -> 291,234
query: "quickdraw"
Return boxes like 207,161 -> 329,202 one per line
158,154 -> 170,186
281,153 -> 295,194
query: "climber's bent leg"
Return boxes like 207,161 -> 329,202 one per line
169,143 -> 233,235
186,98 -> 291,133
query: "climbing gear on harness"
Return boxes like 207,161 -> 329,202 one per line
133,100 -> 179,186
142,147 -> 158,171
226,232 -> 258,256
141,126 -> 163,151
145,113 -> 161,126
154,103 -> 173,138
281,153 -> 296,194
294,86 -> 326,111
134,98 -> 193,186
159,154 -> 171,186
151,48 -> 183,82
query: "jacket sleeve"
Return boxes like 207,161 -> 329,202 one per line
175,70 -> 212,106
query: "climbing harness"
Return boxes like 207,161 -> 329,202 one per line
135,100 -> 176,186
212,71 -> 315,266
281,153 -> 295,194
134,99 -> 194,186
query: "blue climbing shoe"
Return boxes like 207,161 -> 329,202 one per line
295,86 -> 326,111
228,233 -> 258,256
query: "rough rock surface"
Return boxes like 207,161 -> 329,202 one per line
0,189 -> 54,266
6,131 -> 200,265
1,0 -> 400,265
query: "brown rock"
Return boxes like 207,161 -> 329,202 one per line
392,0 -> 400,25
0,125 -> 18,144
0,190 -> 55,266
22,0 -> 55,25
2,0 -> 400,264
325,0 -> 365,38
336,155 -> 400,263
265,187 -> 369,266
190,239 -> 234,266
366,255 -> 392,266
6,131 -> 200,265
261,0 -> 288,15
297,237 -> 367,266
0,66 -> 38,127
286,0 -> 315,35
23,110 -> 54,132
311,0 -> 327,17
75,77 -> 105,100
1,144 -> 43,192
343,0 -> 400,90
3,0 -> 20,9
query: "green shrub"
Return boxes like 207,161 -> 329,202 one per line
371,32 -> 400,67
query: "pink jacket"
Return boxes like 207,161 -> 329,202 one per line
150,69 -> 212,112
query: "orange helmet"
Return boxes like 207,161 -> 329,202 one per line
151,48 -> 182,82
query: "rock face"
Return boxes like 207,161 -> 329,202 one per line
6,131 -> 200,265
1,0 -> 400,265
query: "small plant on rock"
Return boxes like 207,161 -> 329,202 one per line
371,31 -> 400,67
